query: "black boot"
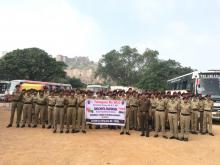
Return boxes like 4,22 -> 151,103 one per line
16,124 -> 20,128
7,124 -> 12,128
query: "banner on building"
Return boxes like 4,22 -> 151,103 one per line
85,99 -> 126,126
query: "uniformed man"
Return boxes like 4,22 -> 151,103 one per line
150,94 -> 157,130
198,95 -> 204,133
32,91 -> 38,124
129,91 -> 139,130
66,90 -> 77,133
190,95 -> 200,134
7,85 -> 23,128
76,90 -> 87,133
202,95 -> 214,136
167,95 -> 179,139
178,97 -> 191,141
33,91 -> 47,128
120,92 -> 131,135
21,90 -> 33,128
154,94 -> 167,138
139,93 -> 151,137
53,91 -> 67,133
47,91 -> 56,129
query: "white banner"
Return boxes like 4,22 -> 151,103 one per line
85,99 -> 126,126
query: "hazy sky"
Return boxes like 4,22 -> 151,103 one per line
0,0 -> 220,70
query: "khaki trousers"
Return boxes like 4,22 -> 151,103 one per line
203,111 -> 212,134
168,113 -> 178,138
54,107 -> 65,131
121,108 -> 130,133
9,101 -> 23,125
77,107 -> 86,131
48,106 -> 54,126
191,110 -> 199,132
66,107 -> 77,131
34,104 -> 46,125
155,110 -> 166,136
22,104 -> 32,125
179,115 -> 190,139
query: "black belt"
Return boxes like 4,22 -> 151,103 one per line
24,103 -> 32,104
131,105 -> 138,107
68,105 -> 76,107
181,113 -> 190,116
169,112 -> 177,114
204,110 -> 211,112
126,106 -> 130,108
152,107 -> 156,109
79,106 -> 85,108
156,109 -> 165,112
192,109 -> 198,111
37,103 -> 46,106
56,105 -> 64,108
49,104 -> 55,107
12,100 -> 19,102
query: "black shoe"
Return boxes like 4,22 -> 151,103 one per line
169,136 -> 175,139
65,130 -> 69,133
28,124 -> 31,128
141,133 -> 145,136
32,125 -> 37,128
146,134 -> 149,137
209,133 -> 214,136
201,132 -> 206,135
53,130 -> 56,133
7,124 -> 12,128
47,125 -> 51,129
126,132 -> 130,135
21,124 -> 25,128
178,138 -> 184,141
75,130 -> 79,133
60,130 -> 63,133
16,124 -> 20,128
154,134 -> 158,138
163,136 -> 168,139
120,132 -> 124,135
82,130 -> 86,134
42,125 -> 45,129
184,138 -> 188,141
194,132 -> 198,135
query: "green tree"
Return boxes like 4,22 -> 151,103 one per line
96,46 -> 158,86
0,48 -> 67,81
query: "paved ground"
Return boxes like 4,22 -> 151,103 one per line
0,105 -> 220,165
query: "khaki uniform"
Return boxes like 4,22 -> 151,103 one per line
203,99 -> 213,134
198,100 -> 204,133
179,102 -> 191,139
9,91 -> 23,126
129,96 -> 138,129
66,96 -> 77,131
121,97 -> 131,133
167,99 -> 179,138
155,98 -> 166,136
47,96 -> 56,127
150,97 -> 157,130
32,95 -> 38,123
190,98 -> 200,133
22,94 -> 33,125
34,95 -> 47,126
54,96 -> 66,132
77,95 -> 87,131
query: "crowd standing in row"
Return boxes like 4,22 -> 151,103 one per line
6,85 -> 214,142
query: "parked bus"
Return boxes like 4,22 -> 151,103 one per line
167,70 -> 220,120
86,85 -> 109,93
8,80 -> 72,95
0,81 -> 10,101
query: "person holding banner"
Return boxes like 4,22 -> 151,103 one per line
76,90 -> 87,133
120,92 -> 131,135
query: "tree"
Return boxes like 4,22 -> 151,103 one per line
57,77 -> 86,88
137,59 -> 193,90
96,46 -> 158,86
0,48 -> 67,81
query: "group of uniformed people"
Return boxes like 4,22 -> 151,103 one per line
6,85 -> 214,142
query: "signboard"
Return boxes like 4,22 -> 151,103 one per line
85,99 -> 126,126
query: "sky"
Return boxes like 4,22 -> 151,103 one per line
0,0 -> 220,71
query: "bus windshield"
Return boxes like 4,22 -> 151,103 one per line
0,82 -> 9,94
198,78 -> 220,96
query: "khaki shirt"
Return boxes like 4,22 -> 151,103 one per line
23,95 -> 33,104
130,96 -> 138,106
36,95 -> 47,105
12,91 -> 23,102
67,96 -> 77,106
167,99 -> 179,113
180,102 -> 191,114
155,99 -> 166,111
191,98 -> 200,110
55,96 -> 66,107
48,96 -> 56,106
150,98 -> 157,108
78,95 -> 87,107
199,100 -> 204,112
203,99 -> 213,111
